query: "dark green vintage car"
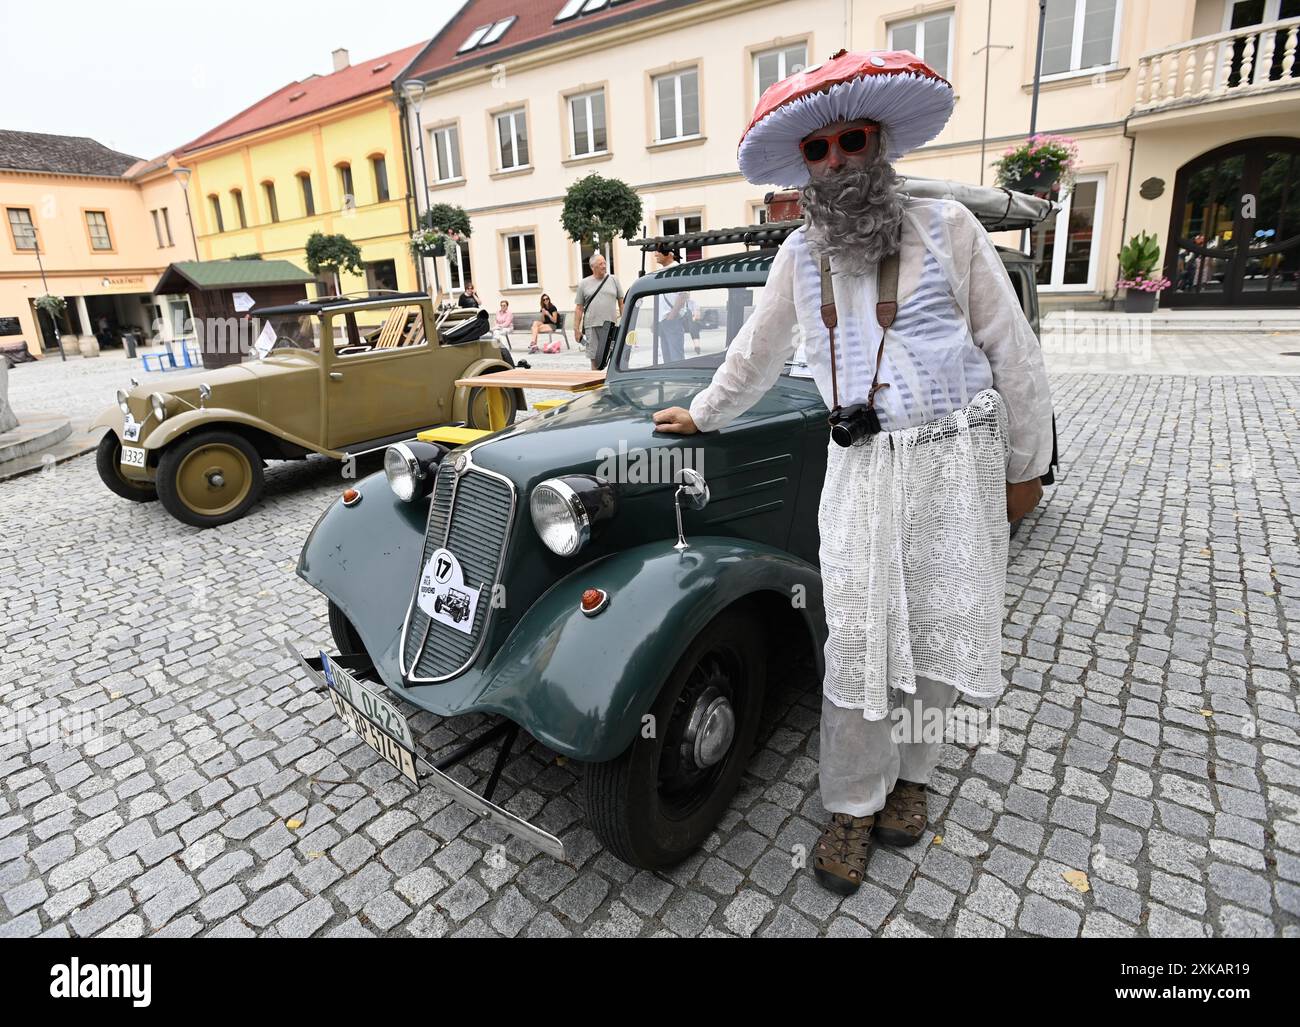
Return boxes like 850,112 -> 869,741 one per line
287,180 -> 1060,869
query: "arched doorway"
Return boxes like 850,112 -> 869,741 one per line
1164,137 -> 1300,307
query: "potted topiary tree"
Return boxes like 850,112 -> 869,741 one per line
992,134 -> 1079,196
560,173 -> 643,262
1116,231 -> 1171,313
305,231 -> 364,297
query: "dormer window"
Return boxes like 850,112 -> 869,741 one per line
457,15 -> 516,52
556,0 -> 621,22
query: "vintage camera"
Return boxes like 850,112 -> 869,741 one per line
828,403 -> 882,447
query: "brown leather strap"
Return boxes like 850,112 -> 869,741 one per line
818,250 -> 900,412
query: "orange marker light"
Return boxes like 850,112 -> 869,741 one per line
342,488 -> 361,507
580,588 -> 608,616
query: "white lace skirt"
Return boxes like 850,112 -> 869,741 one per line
818,388 -> 1010,720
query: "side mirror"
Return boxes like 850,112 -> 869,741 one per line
672,467 -> 710,552
592,322 -> 618,370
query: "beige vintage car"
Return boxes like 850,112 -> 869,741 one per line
93,292 -> 524,527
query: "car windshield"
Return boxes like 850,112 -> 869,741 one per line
255,312 -> 321,356
617,282 -> 804,374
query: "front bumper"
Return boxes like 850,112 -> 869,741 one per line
285,641 -> 566,862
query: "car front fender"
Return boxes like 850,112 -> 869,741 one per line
296,470 -> 429,663
141,407 -> 329,455
471,537 -> 825,762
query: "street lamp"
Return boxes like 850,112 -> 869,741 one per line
171,165 -> 200,260
401,79 -> 439,298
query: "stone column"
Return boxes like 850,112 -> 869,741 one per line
0,356 -> 17,434
75,295 -> 92,337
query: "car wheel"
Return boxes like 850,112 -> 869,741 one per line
465,386 -> 518,431
95,431 -> 157,503
156,430 -> 264,528
584,606 -> 766,869
328,600 -> 374,676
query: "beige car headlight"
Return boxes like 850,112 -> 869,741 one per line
149,392 -> 170,423
116,389 -> 131,415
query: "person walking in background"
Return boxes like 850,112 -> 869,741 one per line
651,243 -> 688,362
573,253 -> 623,370
529,294 -> 560,354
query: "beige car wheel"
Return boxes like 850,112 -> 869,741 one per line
157,430 -> 265,528
466,386 -> 519,431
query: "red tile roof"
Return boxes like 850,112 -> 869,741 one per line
406,0 -> 674,81
181,42 -> 425,154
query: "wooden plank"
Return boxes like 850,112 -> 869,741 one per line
454,369 -> 606,391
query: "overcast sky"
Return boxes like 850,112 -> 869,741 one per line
0,0 -> 464,159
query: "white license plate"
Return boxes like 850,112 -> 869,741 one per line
321,653 -> 418,785
122,416 -> 141,442
120,445 -> 146,468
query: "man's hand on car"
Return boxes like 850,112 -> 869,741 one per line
653,407 -> 699,435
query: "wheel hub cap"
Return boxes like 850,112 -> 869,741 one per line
681,686 -> 734,769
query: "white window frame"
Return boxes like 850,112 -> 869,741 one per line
753,43 -> 807,102
569,88 -> 608,158
430,125 -> 462,183
1039,0 -> 1123,81
887,11 -> 955,80
1037,173 -> 1106,292
653,68 -> 700,143
447,240 -> 472,293
495,109 -> 530,171
505,231 -> 538,287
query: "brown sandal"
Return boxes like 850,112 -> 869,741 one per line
813,812 -> 875,895
875,780 -> 929,847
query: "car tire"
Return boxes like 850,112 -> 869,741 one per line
584,606 -> 767,869
328,600 -> 374,676
465,386 -> 518,431
156,430 -> 264,528
95,431 -> 157,503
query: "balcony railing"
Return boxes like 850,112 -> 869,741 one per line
1133,16 -> 1300,113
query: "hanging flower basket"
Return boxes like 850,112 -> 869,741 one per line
993,134 -> 1079,195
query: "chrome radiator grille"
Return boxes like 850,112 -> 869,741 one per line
401,458 -> 514,681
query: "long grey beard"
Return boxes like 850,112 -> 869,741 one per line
800,156 -> 905,276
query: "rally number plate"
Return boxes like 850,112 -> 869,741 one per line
120,445 -> 146,468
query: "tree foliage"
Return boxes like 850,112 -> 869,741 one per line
419,203 -> 472,237
304,232 -> 364,278
560,174 -> 642,246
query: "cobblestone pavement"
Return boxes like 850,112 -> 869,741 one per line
1,343 -> 1298,938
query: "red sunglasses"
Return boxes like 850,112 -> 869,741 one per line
799,125 -> 879,163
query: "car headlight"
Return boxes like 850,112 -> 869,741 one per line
384,441 -> 443,502
530,475 -> 617,557
149,392 -> 170,423
116,389 -> 130,415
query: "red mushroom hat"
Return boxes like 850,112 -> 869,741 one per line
738,49 -> 954,188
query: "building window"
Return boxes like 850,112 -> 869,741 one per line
7,208 -> 37,250
231,189 -> 247,229
364,259 -> 399,294
751,203 -> 769,225
659,213 -> 703,262
161,207 -> 174,246
448,241 -> 473,293
569,89 -> 607,158
754,43 -> 806,100
371,156 -> 390,202
654,67 -> 700,142
298,173 -> 315,216
151,209 -> 165,247
1040,0 -> 1120,77
208,195 -> 225,233
337,163 -> 354,210
263,182 -> 279,223
495,108 -> 530,171
577,238 -> 614,278
431,125 -> 462,182
1033,175 -> 1105,290
889,12 -> 954,79
83,210 -> 112,250
505,231 -> 538,286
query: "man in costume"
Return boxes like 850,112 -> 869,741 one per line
653,50 -> 1054,894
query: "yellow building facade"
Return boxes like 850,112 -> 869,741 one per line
179,47 -> 422,300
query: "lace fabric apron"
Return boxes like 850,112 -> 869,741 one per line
818,388 -> 1010,719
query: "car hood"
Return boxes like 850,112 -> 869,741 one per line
466,372 -> 822,491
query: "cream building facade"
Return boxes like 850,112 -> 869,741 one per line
400,0 -> 1298,312
1,132 -> 196,358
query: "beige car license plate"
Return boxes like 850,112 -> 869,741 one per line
120,445 -> 146,468
321,653 -> 418,785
